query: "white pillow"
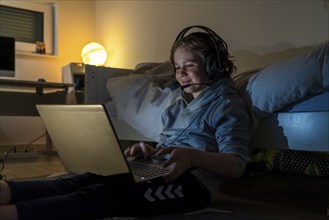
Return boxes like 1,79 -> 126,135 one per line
107,61 -> 179,141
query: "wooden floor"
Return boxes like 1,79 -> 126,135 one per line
1,152 -> 328,220
1,152 -> 66,180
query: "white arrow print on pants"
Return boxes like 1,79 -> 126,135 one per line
144,188 -> 155,202
155,186 -> 166,200
174,185 -> 184,197
144,185 -> 184,202
165,185 -> 175,199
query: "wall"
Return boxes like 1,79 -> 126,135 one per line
95,0 -> 328,74
1,0 -> 328,147
0,0 -> 96,146
10,1 -> 95,81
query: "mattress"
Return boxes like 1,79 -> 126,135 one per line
250,92 -> 329,152
281,92 -> 329,112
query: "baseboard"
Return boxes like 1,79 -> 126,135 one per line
0,150 -> 38,160
0,145 -> 40,160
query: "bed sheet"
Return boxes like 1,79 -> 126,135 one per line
281,91 -> 329,112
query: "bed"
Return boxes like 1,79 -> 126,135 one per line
83,43 -> 329,153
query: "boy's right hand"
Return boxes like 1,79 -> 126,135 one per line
124,142 -> 157,159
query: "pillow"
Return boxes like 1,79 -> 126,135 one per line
132,62 -> 163,74
107,61 -> 179,141
106,61 -> 175,99
234,43 -> 329,121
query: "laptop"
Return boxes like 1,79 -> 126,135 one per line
36,104 -> 171,182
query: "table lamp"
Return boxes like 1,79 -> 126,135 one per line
81,42 -> 107,66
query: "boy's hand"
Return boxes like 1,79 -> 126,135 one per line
124,142 -> 157,159
157,146 -> 198,182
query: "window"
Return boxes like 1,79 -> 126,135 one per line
0,1 -> 56,55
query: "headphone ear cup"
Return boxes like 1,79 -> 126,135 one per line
205,53 -> 221,80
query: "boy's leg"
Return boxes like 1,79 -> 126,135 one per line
99,171 -> 211,217
0,182 -> 19,220
6,173 -> 100,203
137,171 -> 211,216
0,181 -> 12,205
0,204 -> 18,220
15,184 -> 111,220
14,172 -> 210,220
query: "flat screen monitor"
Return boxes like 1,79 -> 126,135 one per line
0,36 -> 15,77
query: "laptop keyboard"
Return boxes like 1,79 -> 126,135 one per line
129,162 -> 169,178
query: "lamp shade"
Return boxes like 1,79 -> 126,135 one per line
81,42 -> 107,66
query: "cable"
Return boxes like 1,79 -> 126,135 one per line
0,147 -> 15,180
0,132 -> 47,180
24,132 -> 47,152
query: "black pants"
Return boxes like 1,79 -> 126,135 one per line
7,172 -> 211,220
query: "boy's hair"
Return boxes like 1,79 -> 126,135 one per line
170,31 -> 235,79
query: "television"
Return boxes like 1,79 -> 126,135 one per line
0,36 -> 15,77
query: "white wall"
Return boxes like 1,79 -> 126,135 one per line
95,0 -> 328,74
1,0 -> 328,146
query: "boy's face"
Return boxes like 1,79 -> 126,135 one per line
173,46 -> 210,98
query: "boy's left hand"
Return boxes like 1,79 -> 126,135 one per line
156,146 -> 198,182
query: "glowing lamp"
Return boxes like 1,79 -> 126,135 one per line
81,42 -> 107,66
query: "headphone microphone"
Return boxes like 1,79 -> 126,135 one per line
180,81 -> 214,89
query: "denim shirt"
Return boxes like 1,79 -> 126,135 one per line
158,77 -> 250,195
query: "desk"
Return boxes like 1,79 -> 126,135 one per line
0,79 -> 74,116
0,79 -> 74,153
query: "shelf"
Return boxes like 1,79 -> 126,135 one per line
16,51 -> 58,59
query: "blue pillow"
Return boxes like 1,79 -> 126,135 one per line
234,43 -> 329,121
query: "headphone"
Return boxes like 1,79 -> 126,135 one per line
174,25 -> 229,80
